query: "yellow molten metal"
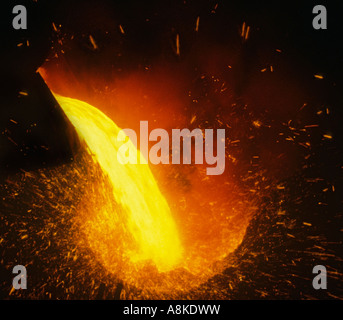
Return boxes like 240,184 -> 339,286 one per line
54,94 -> 183,272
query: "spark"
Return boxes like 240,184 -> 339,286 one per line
52,22 -> 58,32
119,25 -> 125,34
241,22 -> 250,41
195,16 -> 200,32
89,35 -> 98,50
176,34 -> 180,56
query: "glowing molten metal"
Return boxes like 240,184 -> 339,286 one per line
54,94 -> 183,273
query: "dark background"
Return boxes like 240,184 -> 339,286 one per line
1,0 -> 343,80
0,0 -> 342,300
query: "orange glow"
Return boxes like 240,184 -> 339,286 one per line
40,68 -> 256,297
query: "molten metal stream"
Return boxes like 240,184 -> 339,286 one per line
54,94 -> 183,272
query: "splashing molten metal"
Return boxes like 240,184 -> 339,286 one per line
55,94 -> 183,273
44,92 -> 255,298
